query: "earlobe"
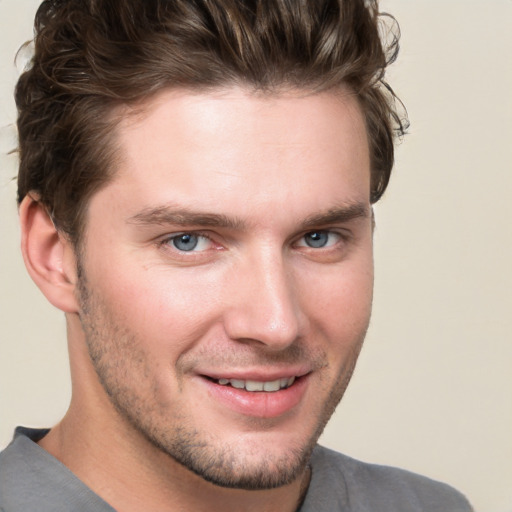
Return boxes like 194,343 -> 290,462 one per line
19,194 -> 80,313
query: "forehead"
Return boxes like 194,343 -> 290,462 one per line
122,86 -> 368,155
87,87 -> 370,228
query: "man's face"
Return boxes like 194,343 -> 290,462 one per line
76,87 -> 373,489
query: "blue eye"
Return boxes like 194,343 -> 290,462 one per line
304,232 -> 328,248
298,231 -> 341,249
172,234 -> 199,251
169,233 -> 212,252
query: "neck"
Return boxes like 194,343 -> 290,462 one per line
43,316 -> 312,511
39,384 -> 310,512
39,411 -> 311,512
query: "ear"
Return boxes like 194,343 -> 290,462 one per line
19,194 -> 80,313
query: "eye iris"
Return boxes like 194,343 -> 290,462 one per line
173,234 -> 198,251
305,231 -> 328,248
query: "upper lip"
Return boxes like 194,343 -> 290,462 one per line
197,366 -> 312,382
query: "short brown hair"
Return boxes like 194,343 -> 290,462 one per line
16,0 -> 407,246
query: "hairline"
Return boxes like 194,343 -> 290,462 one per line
71,82 -> 368,250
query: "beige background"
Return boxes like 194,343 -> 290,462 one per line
1,1 -> 511,511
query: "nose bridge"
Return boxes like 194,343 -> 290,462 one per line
224,245 -> 303,349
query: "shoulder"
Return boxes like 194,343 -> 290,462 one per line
0,427 -> 114,512
0,428 -> 53,511
300,445 -> 473,512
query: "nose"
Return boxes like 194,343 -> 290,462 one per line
223,250 -> 305,350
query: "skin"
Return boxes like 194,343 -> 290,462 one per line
22,87 -> 374,512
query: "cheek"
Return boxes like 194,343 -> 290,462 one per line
298,258 -> 374,334
91,263 -> 224,352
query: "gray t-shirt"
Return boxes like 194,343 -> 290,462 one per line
0,427 -> 472,511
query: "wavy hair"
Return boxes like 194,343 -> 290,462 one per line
16,0 -> 408,245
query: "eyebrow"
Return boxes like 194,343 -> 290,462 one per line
299,203 -> 370,230
127,202 -> 370,231
127,206 -> 247,230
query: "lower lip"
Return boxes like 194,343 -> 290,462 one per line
200,376 -> 309,419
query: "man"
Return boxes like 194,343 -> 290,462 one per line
0,0 -> 473,511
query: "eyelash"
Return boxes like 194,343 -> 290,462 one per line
295,230 -> 344,249
158,232 -> 216,253
158,229 -> 349,256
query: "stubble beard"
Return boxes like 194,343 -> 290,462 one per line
76,264 -> 366,490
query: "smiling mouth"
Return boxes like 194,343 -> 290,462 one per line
207,376 -> 297,392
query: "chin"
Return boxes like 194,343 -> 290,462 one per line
127,412 -> 318,490
165,437 -> 314,490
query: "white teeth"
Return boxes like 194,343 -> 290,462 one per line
230,379 -> 245,389
215,377 -> 297,392
246,380 -> 264,392
263,379 -> 281,392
